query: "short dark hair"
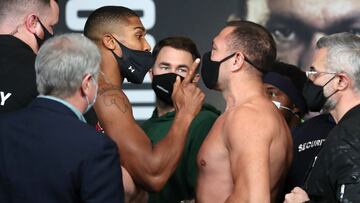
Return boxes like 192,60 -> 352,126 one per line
152,36 -> 201,73
152,36 -> 200,61
84,6 -> 139,40
225,20 -> 277,72
0,0 -> 51,22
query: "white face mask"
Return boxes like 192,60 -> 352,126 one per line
84,77 -> 98,114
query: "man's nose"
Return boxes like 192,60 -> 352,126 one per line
143,38 -> 151,52
169,69 -> 177,74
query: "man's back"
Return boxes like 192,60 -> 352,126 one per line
0,35 -> 37,113
0,98 -> 124,203
197,96 -> 292,203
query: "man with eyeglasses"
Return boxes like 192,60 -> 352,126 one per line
0,0 -> 59,113
279,64 -> 336,199
284,32 -> 360,202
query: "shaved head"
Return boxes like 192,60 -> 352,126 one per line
226,20 -> 277,72
0,0 -> 52,24
84,6 -> 139,41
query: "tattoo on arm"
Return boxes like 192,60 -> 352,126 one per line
98,83 -> 130,113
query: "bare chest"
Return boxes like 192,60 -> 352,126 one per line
196,116 -> 233,202
197,116 -> 230,174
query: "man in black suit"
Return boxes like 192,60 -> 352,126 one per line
0,33 -> 124,203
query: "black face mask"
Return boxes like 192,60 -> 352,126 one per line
201,51 -> 235,89
152,73 -> 184,105
302,75 -> 337,112
112,37 -> 154,84
35,19 -> 53,47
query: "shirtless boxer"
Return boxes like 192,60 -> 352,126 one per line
83,6 -> 204,200
197,20 -> 293,203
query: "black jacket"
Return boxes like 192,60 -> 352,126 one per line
304,105 -> 360,202
0,35 -> 38,113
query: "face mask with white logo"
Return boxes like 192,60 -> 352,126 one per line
151,73 -> 185,105
111,36 -> 154,84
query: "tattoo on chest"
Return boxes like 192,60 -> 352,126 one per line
98,83 -> 130,113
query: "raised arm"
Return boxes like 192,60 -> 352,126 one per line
95,59 -> 204,192
224,108 -> 273,203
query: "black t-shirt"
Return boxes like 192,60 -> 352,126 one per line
0,35 -> 38,113
284,113 -> 335,193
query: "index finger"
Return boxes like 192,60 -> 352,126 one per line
182,58 -> 200,84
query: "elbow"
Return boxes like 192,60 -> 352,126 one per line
142,175 -> 168,192
124,157 -> 172,192
148,176 -> 166,192
137,160 -> 171,192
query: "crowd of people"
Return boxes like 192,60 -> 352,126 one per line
1,1 -> 360,203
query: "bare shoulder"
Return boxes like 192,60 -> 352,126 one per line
94,81 -> 137,130
223,97 -> 280,144
97,82 -> 132,114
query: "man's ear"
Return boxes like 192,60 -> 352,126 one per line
102,34 -> 120,53
81,74 -> 93,97
231,52 -> 245,72
24,13 -> 38,34
336,73 -> 349,91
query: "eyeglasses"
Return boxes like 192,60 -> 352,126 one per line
305,66 -> 337,79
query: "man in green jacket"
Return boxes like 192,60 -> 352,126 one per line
142,37 -> 220,203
